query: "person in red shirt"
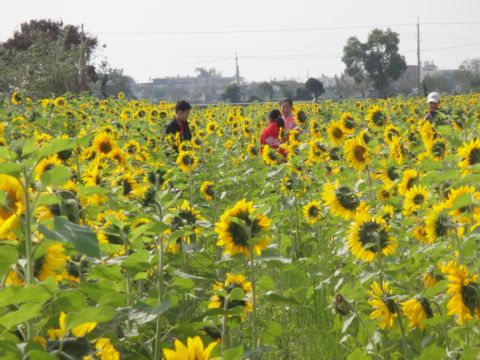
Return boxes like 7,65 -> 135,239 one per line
260,109 -> 286,157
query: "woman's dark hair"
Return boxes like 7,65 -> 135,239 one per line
280,98 -> 293,107
175,100 -> 192,113
268,109 -> 284,128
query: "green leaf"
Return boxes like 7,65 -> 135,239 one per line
229,287 -> 246,302
37,138 -> 75,160
0,162 -> 22,176
265,292 -> 300,305
121,249 -> 150,275
25,351 -> 56,360
0,245 -> 17,274
171,277 -> 195,290
0,147 -> 16,161
40,165 -> 72,186
460,348 -> 480,360
260,321 -> 282,344
38,216 -> 100,258
256,275 -> 275,291
224,345 -> 244,360
418,344 -> 446,360
65,306 -> 116,331
78,185 -> 111,196
347,349 -> 371,360
128,301 -> 171,324
342,313 -> 357,334
450,193 -> 475,211
0,286 -> 52,307
0,303 -> 43,333
423,280 -> 448,297
21,137 -> 37,156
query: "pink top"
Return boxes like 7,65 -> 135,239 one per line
284,115 -> 296,130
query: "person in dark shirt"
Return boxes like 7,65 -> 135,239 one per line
424,92 -> 443,123
164,100 -> 192,141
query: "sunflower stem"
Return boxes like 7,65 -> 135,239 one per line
395,304 -> 411,359
154,198 -> 165,360
22,168 -> 34,341
250,253 -> 258,350
221,294 -> 230,355
121,231 -> 133,332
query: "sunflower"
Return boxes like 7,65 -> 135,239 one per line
109,148 -> 126,164
93,132 -> 117,156
327,121 -> 346,146
111,172 -> 147,198
321,182 -> 361,220
163,336 -> 218,360
168,200 -> 205,244
384,125 -> 401,144
123,139 -> 141,155
48,311 -> 97,340
35,244 -> 67,282
428,138 -> 449,161
367,106 -> 388,129
403,184 -> 429,216
344,137 -> 368,171
308,139 -> 329,164
389,137 -> 409,165
176,151 -> 198,174
206,121 -> 218,134
402,296 -> 433,329
262,145 -> 280,165
96,338 -> 120,360
440,260 -> 480,325
368,281 -> 397,329
458,138 -> 480,174
178,141 -> 192,153
398,169 -> 419,196
340,112 -> 356,134
413,223 -> 429,243
247,142 -> 259,157
348,212 -> 397,262
208,273 -> 253,316
35,155 -> 62,180
11,90 -> 22,105
200,181 -> 215,201
425,203 -> 452,243
0,174 -> 25,239
215,199 -> 271,257
422,268 -> 443,289
303,200 -> 322,224
445,186 -> 479,223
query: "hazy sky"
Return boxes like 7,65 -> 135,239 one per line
2,0 -> 480,83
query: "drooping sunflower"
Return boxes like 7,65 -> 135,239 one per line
368,281 -> 397,329
35,155 -> 62,180
327,121 -> 346,146
413,222 -> 429,244
428,138 -> 449,161
344,137 -> 368,171
303,200 -> 322,224
425,203 -> 452,243
389,137 -> 409,165
348,212 -> 397,262
163,336 -> 218,360
402,296 -> 433,329
398,169 -> 420,196
440,260 -> 480,325
321,182 -> 361,220
422,267 -> 443,289
458,138 -> 480,175
403,184 -> 429,216
200,180 -> 215,201
367,105 -> 388,129
0,174 -> 25,239
11,90 -> 22,105
35,244 -> 68,282
93,132 -> 117,156
215,199 -> 271,257
176,151 -> 198,174
208,273 -> 253,316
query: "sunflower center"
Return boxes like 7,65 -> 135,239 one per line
182,155 -> 192,165
335,186 -> 360,211
461,283 -> 480,315
359,221 -> 389,253
434,213 -> 450,237
413,194 -> 425,205
206,186 -> 214,197
432,142 -> 446,157
99,141 -> 112,154
353,145 -> 366,162
418,297 -> 434,318
469,148 -> 480,165
333,127 -> 343,139
387,166 -> 399,181
372,112 -> 386,126
122,180 -> 133,195
308,205 -> 320,218
406,177 -> 417,190
344,117 -> 355,129
384,297 -> 397,314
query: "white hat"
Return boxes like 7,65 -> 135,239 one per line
427,92 -> 440,103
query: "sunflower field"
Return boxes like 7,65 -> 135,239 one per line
1,92 -> 480,359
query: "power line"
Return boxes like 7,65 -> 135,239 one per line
93,20 -> 480,36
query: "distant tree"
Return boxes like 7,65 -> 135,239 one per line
222,83 -> 242,103
342,28 -> 406,98
0,19 -> 98,97
423,72 -> 460,94
247,94 -> 262,102
257,82 -> 274,101
295,87 -> 311,101
458,58 -> 480,91
95,61 -> 135,99
305,78 -> 325,101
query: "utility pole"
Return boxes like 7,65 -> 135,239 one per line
417,16 -> 421,96
235,52 -> 240,85
79,24 -> 87,92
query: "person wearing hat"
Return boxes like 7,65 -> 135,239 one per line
424,92 -> 445,124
